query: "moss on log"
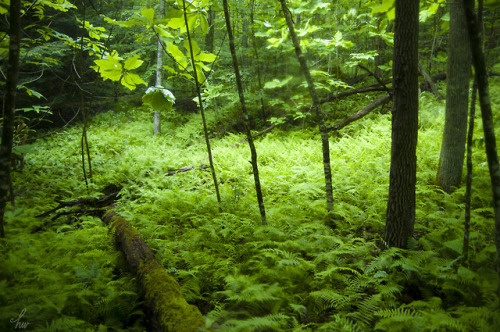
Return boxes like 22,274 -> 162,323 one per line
102,210 -> 204,331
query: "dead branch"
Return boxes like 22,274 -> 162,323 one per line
419,63 -> 444,100
326,94 -> 391,132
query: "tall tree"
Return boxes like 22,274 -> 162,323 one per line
222,0 -> 267,225
463,0 -> 500,301
279,0 -> 334,216
436,0 -> 471,193
0,0 -> 21,237
385,0 -> 419,248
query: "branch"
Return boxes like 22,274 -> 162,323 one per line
326,94 -> 391,132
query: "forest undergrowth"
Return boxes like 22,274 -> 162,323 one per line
1,84 -> 500,331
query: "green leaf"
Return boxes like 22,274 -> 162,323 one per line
194,52 -> 216,63
121,72 -> 146,90
141,8 -> 155,23
154,25 -> 173,38
184,39 -> 200,57
93,57 -> 122,81
200,14 -> 209,34
167,42 -> 188,69
167,17 -> 185,30
371,0 -> 395,15
264,76 -> 293,89
123,55 -> 144,70
142,86 -> 175,111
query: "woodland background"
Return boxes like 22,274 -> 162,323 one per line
1,0 -> 500,331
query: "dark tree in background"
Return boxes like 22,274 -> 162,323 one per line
436,0 -> 471,193
385,0 -> 419,248
0,0 -> 21,237
462,0 -> 500,301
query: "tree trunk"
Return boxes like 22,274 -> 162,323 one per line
154,0 -> 165,136
436,0 -> 471,193
182,0 -> 222,208
462,0 -> 500,301
385,0 -> 419,249
279,0 -> 334,215
222,0 -> 267,225
0,0 -> 21,238
102,211 -> 204,331
463,0 -> 483,267
205,7 -> 215,54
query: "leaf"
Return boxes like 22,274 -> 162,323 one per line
121,72 -> 146,90
143,86 -> 175,111
154,25 -> 173,38
194,52 -> 216,63
371,0 -> 395,15
263,76 -> 293,89
123,55 -> 144,70
184,39 -> 200,57
200,14 -> 209,33
141,8 -> 155,23
93,58 -> 122,81
167,42 -> 188,69
167,17 -> 185,30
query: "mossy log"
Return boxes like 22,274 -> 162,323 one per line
102,210 -> 204,332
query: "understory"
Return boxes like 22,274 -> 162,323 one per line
1,88 -> 500,331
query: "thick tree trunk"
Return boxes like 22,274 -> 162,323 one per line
279,0 -> 334,215
102,211 -> 204,331
385,0 -> 419,248
0,0 -> 21,238
223,0 -> 267,225
462,0 -> 500,301
436,0 -> 471,193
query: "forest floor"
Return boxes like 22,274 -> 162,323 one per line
1,83 -> 500,331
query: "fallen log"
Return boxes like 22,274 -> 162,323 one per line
102,210 -> 205,331
37,194 -> 205,331
326,94 -> 391,132
167,164 -> 209,176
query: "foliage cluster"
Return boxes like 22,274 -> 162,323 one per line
1,79 -> 499,330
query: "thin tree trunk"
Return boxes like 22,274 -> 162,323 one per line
250,0 -> 266,119
385,0 -> 419,248
463,0 -> 482,266
279,0 -> 334,215
154,0 -> 164,136
79,3 -> 92,188
0,0 -> 21,238
436,0 -> 471,193
462,0 -> 500,301
222,0 -> 267,225
183,0 -> 222,207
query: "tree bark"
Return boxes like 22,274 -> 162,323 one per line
102,210 -> 204,331
0,0 -> 21,238
279,0 -> 334,215
462,0 -> 500,301
436,0 -> 471,193
463,0 -> 483,267
385,0 -> 419,249
154,0 -> 165,136
222,0 -> 267,225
